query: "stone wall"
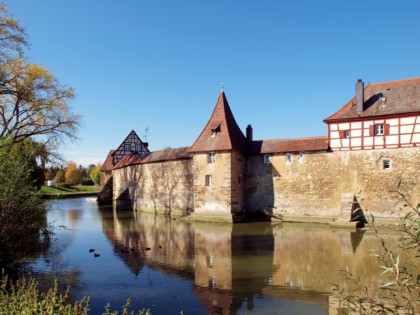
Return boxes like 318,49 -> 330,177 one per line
192,152 -> 233,216
246,148 -> 420,219
113,159 -> 193,214
112,147 -> 419,220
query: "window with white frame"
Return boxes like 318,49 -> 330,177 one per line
344,130 -> 351,138
264,154 -> 271,164
208,152 -> 216,163
286,153 -> 292,162
124,144 -> 131,151
374,124 -> 384,136
205,175 -> 213,186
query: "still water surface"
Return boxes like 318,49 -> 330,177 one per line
29,197 -> 394,315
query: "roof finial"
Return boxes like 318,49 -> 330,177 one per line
221,81 -> 224,92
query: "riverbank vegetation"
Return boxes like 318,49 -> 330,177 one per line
0,276 -> 151,315
0,1 -> 80,272
333,190 -> 420,314
40,185 -> 101,196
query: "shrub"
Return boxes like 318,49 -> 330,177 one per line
333,188 -> 420,314
0,141 -> 50,273
0,275 -> 151,315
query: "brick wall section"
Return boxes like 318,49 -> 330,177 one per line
246,148 -> 420,218
113,159 -> 193,213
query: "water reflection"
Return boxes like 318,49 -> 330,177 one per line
31,198 -> 400,315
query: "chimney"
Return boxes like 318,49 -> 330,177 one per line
356,79 -> 364,114
246,124 -> 253,142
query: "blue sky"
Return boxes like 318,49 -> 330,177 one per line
7,0 -> 420,166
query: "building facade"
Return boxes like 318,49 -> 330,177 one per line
103,78 -> 420,224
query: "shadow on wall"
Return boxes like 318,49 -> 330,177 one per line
242,154 -> 276,222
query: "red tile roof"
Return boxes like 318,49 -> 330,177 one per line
248,136 -> 329,154
101,150 -> 115,171
189,91 -> 247,153
324,77 -> 420,122
113,147 -> 192,169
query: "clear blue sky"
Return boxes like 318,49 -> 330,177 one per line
7,0 -> 420,166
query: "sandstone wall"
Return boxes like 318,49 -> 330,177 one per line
193,152 -> 233,216
246,148 -> 420,218
113,159 -> 194,213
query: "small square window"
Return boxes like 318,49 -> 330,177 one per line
375,124 -> 384,136
208,152 -> 216,163
344,130 -> 351,138
264,154 -> 271,164
286,153 -> 292,162
382,159 -> 391,170
124,144 -> 131,151
205,175 -> 212,186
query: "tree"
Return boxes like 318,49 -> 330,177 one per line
90,163 -> 102,186
0,2 -> 28,61
0,139 -> 49,272
0,3 -> 80,156
65,161 -> 82,186
55,169 -> 65,183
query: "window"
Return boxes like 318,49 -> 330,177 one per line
135,144 -> 141,152
344,130 -> 351,138
205,175 -> 212,186
299,152 -> 304,160
383,159 -> 391,170
264,154 -> 271,164
375,124 -> 384,136
124,144 -> 131,151
286,153 -> 292,162
211,130 -> 217,137
208,152 -> 216,163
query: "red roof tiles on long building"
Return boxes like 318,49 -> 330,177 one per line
248,136 -> 330,154
100,150 -> 115,172
113,147 -> 192,169
189,91 -> 247,153
324,77 -> 420,122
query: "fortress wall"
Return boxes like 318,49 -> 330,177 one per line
246,148 -> 420,218
113,159 -> 194,213
192,152 -> 233,216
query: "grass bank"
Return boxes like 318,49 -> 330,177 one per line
40,185 -> 101,198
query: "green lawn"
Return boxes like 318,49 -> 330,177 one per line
41,185 -> 101,195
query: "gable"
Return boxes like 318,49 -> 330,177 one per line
112,130 -> 150,165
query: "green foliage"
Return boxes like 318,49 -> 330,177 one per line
0,140 -> 49,271
0,275 -> 151,315
90,163 -> 102,186
333,191 -> 420,314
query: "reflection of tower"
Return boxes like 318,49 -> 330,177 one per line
193,222 -> 275,314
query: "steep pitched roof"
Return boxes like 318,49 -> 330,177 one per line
113,147 -> 192,170
248,136 -> 330,155
324,77 -> 420,122
101,150 -> 115,172
189,91 -> 247,153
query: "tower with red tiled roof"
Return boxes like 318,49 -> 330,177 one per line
189,91 -> 247,219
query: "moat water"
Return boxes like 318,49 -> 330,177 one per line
28,197 -> 397,314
